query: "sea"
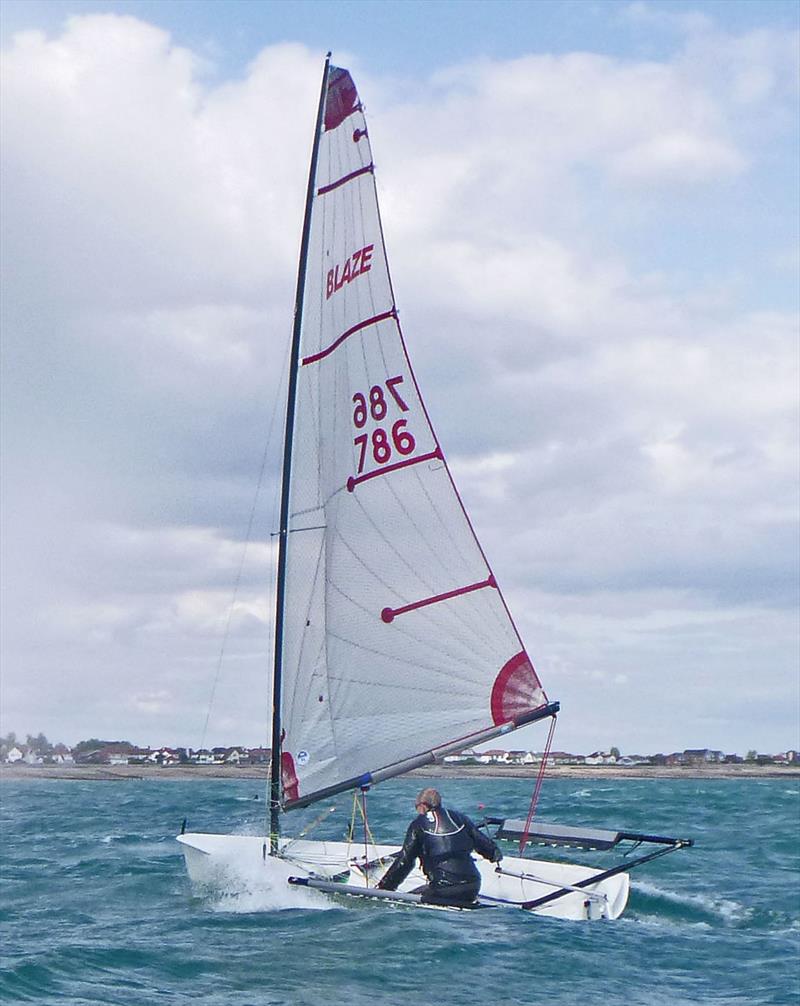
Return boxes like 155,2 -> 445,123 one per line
1,775 -> 798,1006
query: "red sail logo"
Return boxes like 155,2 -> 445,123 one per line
326,244 -> 374,299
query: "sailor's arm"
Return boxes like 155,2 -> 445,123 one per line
465,814 -> 503,863
376,821 -> 421,890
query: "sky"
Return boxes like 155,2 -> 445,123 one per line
1,0 -> 798,756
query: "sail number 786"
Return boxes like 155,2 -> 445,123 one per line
352,375 -> 416,473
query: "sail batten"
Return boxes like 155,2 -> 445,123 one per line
317,163 -> 375,195
279,64 -> 547,809
301,308 -> 395,366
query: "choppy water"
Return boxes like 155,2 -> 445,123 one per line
1,775 -> 798,1005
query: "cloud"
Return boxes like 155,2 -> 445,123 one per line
1,13 -> 796,751
610,130 -> 745,181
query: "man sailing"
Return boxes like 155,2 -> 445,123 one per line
377,788 -> 503,906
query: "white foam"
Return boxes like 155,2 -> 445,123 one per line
632,880 -> 751,924
193,847 -> 333,914
210,882 -> 332,914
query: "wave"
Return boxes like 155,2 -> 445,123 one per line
631,880 -> 752,926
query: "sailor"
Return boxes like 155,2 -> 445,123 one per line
376,787 -> 503,906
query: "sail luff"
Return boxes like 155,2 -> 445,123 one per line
269,53 -> 331,852
283,701 -> 560,812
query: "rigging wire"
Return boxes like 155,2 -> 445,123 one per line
518,714 -> 558,856
198,330 -> 292,757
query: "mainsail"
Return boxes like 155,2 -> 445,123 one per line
276,62 -> 552,813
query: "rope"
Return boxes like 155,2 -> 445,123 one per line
345,788 -> 379,885
346,789 -> 359,845
361,788 -> 370,885
518,714 -> 557,856
280,805 -> 337,858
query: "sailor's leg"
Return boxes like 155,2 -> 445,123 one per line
412,880 -> 480,907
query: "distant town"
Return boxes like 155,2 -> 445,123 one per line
1,733 -> 797,769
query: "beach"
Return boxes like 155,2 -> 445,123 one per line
2,761 -> 796,782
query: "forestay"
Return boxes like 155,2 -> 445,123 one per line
280,66 -> 548,808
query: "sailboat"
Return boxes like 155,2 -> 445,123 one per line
177,56 -> 691,920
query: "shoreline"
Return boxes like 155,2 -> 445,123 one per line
1,763 -> 797,782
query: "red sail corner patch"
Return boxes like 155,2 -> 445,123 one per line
490,651 -> 544,725
325,66 -> 359,131
281,751 -> 300,802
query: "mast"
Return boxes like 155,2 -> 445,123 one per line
269,53 -> 331,853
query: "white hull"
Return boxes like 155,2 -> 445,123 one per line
177,832 -> 629,921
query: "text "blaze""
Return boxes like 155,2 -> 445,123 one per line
326,244 -> 374,300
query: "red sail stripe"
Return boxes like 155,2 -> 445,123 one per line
317,164 -> 374,196
381,573 -> 497,623
301,309 -> 395,366
346,447 -> 443,493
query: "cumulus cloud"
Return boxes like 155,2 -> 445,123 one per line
1,13 -> 796,751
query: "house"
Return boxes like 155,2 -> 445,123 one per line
149,747 -> 180,766
549,751 -> 585,766
585,751 -> 618,765
442,748 -> 480,764
51,744 -> 74,765
5,746 -> 24,764
683,749 -> 725,764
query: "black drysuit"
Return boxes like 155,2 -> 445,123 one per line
377,806 -> 501,906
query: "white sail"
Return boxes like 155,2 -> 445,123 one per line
280,67 -> 547,806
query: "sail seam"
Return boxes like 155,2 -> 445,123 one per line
301,308 -> 396,366
317,163 -> 374,195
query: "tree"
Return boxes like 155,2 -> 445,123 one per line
609,746 -> 621,760
72,738 -> 109,755
746,749 -> 758,762
73,738 -> 132,754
